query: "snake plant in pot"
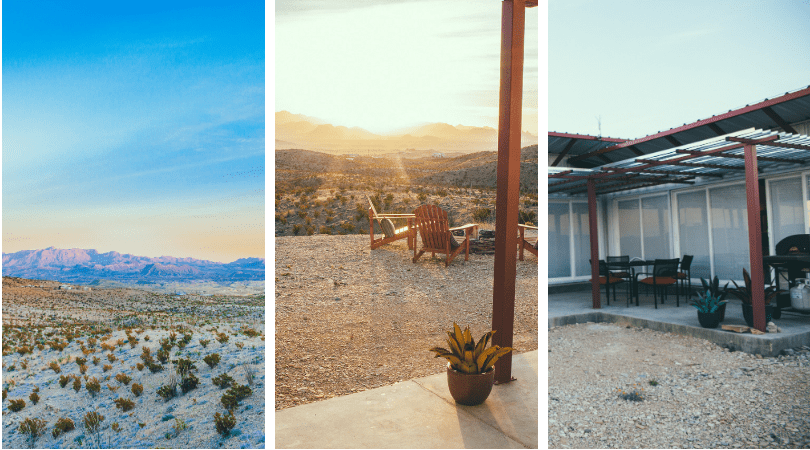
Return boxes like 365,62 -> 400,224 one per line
727,268 -> 782,327
691,276 -> 728,328
429,323 -> 513,406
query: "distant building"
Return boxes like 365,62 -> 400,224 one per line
433,153 -> 445,158
59,285 -> 72,290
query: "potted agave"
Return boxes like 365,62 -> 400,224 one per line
429,323 -> 513,406
691,276 -> 728,328
727,268 -> 781,327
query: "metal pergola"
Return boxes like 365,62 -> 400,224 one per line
491,0 -> 536,384
548,128 -> 810,332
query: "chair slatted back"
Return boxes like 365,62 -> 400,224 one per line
680,254 -> 694,271
653,258 -> 679,278
414,205 -> 450,250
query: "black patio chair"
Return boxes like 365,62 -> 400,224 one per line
676,255 -> 693,297
606,256 -> 632,280
638,258 -> 680,309
590,259 -> 631,307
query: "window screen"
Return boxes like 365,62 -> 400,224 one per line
677,190 -> 711,280
548,202 -> 571,278
642,195 -> 670,260
770,177 -> 804,247
710,185 -> 749,281
618,199 -> 641,259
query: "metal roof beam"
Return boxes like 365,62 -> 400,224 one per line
675,150 -> 804,164
708,123 -> 726,135
551,139 -> 577,167
635,168 -> 724,178
569,178 -> 695,195
665,136 -> 683,146
548,170 -> 574,178
761,141 -> 810,152
628,145 -> 644,156
635,159 -> 746,171
762,106 -> 798,134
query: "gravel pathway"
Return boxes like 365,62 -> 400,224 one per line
549,322 -> 810,449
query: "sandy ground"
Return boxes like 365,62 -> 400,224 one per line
275,234 -> 539,410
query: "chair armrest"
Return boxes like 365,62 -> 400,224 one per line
518,224 -> 538,231
449,224 -> 478,232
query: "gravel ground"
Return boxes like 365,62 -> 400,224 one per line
549,322 -> 810,449
275,235 -> 539,410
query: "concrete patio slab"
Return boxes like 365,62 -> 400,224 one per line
549,286 -> 810,356
275,351 -> 538,449
414,351 -> 538,449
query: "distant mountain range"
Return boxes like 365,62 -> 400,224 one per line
2,247 -> 264,284
275,111 -> 538,154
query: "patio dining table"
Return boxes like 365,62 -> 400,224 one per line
606,259 -> 658,306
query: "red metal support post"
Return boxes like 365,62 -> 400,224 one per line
491,0 -> 525,385
587,179 -> 601,309
743,144 -> 767,332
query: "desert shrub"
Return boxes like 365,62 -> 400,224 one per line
115,373 -> 132,385
107,383 -> 119,393
9,399 -> 26,412
103,364 -> 112,372
140,347 -> 152,361
52,417 -> 75,438
243,328 -> 260,338
75,357 -> 87,366
319,225 -> 332,235
235,342 -> 244,350
19,417 -> 47,448
157,348 -> 169,363
292,224 -> 302,234
2,389 -> 6,400
87,337 -> 97,348
214,411 -> 236,437
212,373 -> 234,389
518,209 -> 537,225
204,353 -> 221,369
177,339 -> 187,349
216,333 -> 229,344
114,397 -> 135,412
107,353 -> 117,363
36,343 -> 45,351
182,334 -> 192,344
199,339 -> 210,348
136,362 -> 145,371
306,226 -> 315,236
83,411 -> 104,448
86,377 -> 101,397
472,208 -> 491,222
79,364 -> 88,374
417,192 -> 428,202
341,222 -> 356,232
116,339 -> 125,348
160,338 -> 172,352
100,343 -> 114,352
49,361 -> 61,373
59,375 -> 71,388
92,356 -> 100,365
143,335 -> 150,341
51,341 -> 68,352
174,358 -> 197,377
180,373 -> 199,394
221,383 -> 252,410
111,422 -> 121,432
131,383 -> 143,397
148,362 -> 164,373
157,384 -> 177,401
17,345 -> 32,356
29,392 -> 39,405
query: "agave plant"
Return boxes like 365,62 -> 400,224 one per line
429,323 -> 513,374
727,268 -> 781,306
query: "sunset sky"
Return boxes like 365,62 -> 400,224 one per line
3,0 -> 264,263
550,0 -> 810,139
275,0 -> 539,135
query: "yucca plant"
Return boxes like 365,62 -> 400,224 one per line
691,276 -> 728,314
727,268 -> 782,306
429,323 -> 513,374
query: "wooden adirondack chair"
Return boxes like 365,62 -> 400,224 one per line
518,224 -> 538,261
368,196 -> 415,250
412,204 -> 478,266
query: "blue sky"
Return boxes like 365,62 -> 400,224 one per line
549,0 -> 810,140
275,0 -> 538,135
3,0 -> 264,262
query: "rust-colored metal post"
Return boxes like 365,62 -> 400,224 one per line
587,179 -> 601,309
743,144 -> 766,332
491,0 -> 525,385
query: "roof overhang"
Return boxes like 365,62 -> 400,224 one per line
560,85 -> 810,167
548,128 -> 810,196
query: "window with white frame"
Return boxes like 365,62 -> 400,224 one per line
548,201 -> 591,280
616,195 -> 670,260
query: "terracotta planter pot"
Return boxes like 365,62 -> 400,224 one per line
446,364 -> 494,406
